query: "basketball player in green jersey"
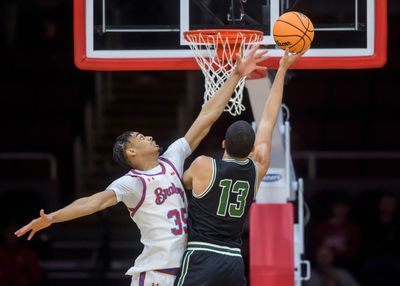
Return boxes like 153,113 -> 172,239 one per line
175,49 -> 304,286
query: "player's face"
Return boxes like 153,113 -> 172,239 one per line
128,132 -> 161,156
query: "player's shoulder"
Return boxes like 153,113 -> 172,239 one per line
162,137 -> 191,156
166,137 -> 189,149
191,155 -> 213,169
106,172 -> 145,195
249,158 -> 261,168
193,155 -> 213,163
113,172 -> 142,184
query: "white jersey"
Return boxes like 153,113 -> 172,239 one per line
107,138 -> 191,275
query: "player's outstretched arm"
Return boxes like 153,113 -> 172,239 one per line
184,45 -> 268,151
252,49 -> 304,180
15,190 -> 118,240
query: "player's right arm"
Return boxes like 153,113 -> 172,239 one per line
15,175 -> 143,241
252,49 -> 304,182
184,46 -> 268,152
15,190 -> 118,240
183,155 -> 213,196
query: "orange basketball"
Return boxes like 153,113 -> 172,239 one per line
273,11 -> 314,54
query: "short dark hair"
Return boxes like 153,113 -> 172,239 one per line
113,131 -> 134,167
224,120 -> 255,158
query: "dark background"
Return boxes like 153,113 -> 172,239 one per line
0,1 -> 399,286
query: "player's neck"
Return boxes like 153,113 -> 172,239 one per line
131,156 -> 159,171
222,151 -> 248,161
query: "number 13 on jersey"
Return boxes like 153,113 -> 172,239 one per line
217,179 -> 250,218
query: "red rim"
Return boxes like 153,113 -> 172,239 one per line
184,29 -> 264,44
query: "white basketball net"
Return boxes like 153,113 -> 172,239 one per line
185,30 -> 263,116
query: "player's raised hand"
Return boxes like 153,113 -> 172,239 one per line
279,48 -> 306,70
14,209 -> 53,240
235,45 -> 268,77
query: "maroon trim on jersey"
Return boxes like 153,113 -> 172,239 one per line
127,175 -> 147,217
159,157 -> 182,180
130,162 -> 166,176
155,267 -> 180,276
138,271 -> 146,286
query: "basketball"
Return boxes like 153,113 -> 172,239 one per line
273,11 -> 314,54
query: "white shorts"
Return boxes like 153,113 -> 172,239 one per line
130,269 -> 179,286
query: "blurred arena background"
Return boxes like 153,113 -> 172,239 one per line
0,1 -> 399,286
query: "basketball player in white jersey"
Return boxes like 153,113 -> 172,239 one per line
14,46 -> 267,286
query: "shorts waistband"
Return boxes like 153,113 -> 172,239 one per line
187,241 -> 242,257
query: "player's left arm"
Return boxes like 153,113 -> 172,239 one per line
184,46 -> 268,151
252,49 -> 304,183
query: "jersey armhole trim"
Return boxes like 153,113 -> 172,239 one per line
252,160 -> 259,200
127,176 -> 147,217
193,158 -> 216,199
159,157 -> 182,180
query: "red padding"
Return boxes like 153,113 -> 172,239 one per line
249,204 -> 294,286
74,0 -> 386,70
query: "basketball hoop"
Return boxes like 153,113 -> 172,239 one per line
184,29 -> 263,116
